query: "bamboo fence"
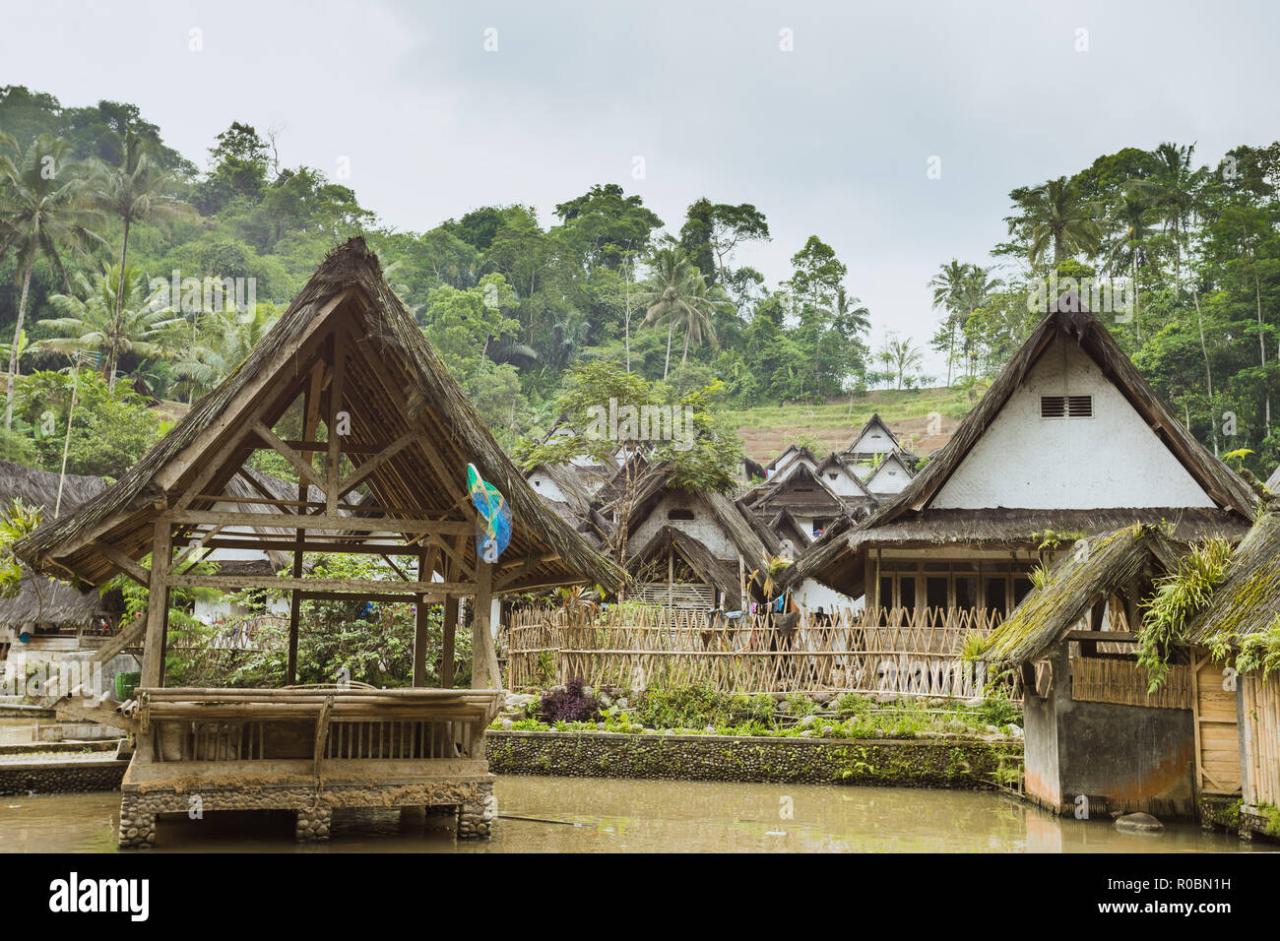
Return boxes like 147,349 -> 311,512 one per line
506,605 -> 1011,699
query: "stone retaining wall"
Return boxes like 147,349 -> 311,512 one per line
0,758 -> 127,796
486,730 -> 1019,788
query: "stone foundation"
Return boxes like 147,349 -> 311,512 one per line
486,730 -> 1016,788
116,778 -> 496,848
0,758 -> 127,796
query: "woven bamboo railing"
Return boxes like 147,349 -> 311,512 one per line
506,606 -> 1011,698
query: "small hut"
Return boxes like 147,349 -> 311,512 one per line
0,461 -> 123,687
15,238 -> 623,846
983,525 -> 1201,818
1186,507 -> 1280,838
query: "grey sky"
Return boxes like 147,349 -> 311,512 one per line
4,0 -> 1278,375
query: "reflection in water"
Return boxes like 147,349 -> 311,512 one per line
0,776 -> 1256,853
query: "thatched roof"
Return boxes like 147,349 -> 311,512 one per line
630,525 -> 746,607
614,461 -> 774,568
786,299 -> 1256,596
0,461 -> 111,627
0,460 -> 109,513
843,413 -> 914,461
15,238 -> 624,594
1187,506 -> 1280,649
983,524 -> 1183,663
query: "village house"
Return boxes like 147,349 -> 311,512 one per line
786,296 -> 1255,629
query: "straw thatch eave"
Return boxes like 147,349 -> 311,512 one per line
1187,506 -> 1280,648
15,238 -> 625,595
982,524 -> 1184,664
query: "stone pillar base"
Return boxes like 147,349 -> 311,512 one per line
295,805 -> 332,842
118,796 -> 156,849
458,781 -> 496,840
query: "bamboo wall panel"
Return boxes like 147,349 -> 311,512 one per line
506,606 -> 1013,699
1070,657 -> 1191,710
1242,674 -> 1280,809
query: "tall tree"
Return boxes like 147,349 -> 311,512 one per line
0,133 -> 103,429
1007,176 -> 1102,267
639,248 -> 728,379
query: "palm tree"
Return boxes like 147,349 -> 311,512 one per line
91,128 -> 192,361
1144,142 -> 1201,290
36,264 -> 184,389
1103,183 -> 1156,342
639,248 -> 728,379
169,303 -> 277,403
879,334 -> 924,390
929,260 -> 972,384
0,133 -> 104,429
1008,176 -> 1102,267
956,265 -> 1001,379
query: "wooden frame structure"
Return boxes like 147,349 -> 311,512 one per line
16,239 -> 623,846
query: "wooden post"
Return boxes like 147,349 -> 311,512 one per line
471,562 -> 500,689
412,547 -> 429,687
140,519 -> 171,689
440,595 -> 458,688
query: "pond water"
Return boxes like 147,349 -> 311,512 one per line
0,776 -> 1258,853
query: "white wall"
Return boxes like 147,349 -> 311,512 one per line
849,424 -> 897,454
792,578 -> 861,615
527,470 -> 569,503
867,455 -> 911,495
932,337 -> 1216,509
627,493 -> 738,560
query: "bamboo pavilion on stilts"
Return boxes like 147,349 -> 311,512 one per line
15,238 -> 624,847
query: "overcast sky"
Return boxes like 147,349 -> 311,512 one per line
5,0 -> 1279,375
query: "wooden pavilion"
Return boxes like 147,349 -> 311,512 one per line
15,238 -> 623,846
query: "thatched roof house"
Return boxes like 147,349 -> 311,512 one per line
0,461 -> 112,630
787,299 -> 1255,610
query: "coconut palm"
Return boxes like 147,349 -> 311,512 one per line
36,264 -> 184,389
639,248 -> 729,379
1143,141 -> 1201,290
929,260 -> 971,384
1103,184 -> 1157,342
0,133 -> 105,429
169,303 -> 278,403
1008,176 -> 1102,268
91,128 -> 193,358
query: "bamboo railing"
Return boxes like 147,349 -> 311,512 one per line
506,606 -> 1011,699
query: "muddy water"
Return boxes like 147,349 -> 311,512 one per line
0,777 -> 1256,853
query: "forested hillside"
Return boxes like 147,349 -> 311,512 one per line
1,84 -> 1277,485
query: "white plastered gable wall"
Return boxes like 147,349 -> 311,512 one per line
932,336 -> 1215,510
866,454 -> 912,495
527,470 -> 569,503
849,422 -> 896,454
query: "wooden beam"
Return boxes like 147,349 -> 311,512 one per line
252,420 -> 328,495
412,547 -> 429,687
166,510 -> 471,535
335,430 -> 416,499
139,521 -> 171,689
326,328 -> 347,515
92,541 -> 148,587
167,573 -> 475,595
471,561 -> 500,690
440,594 -> 458,689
